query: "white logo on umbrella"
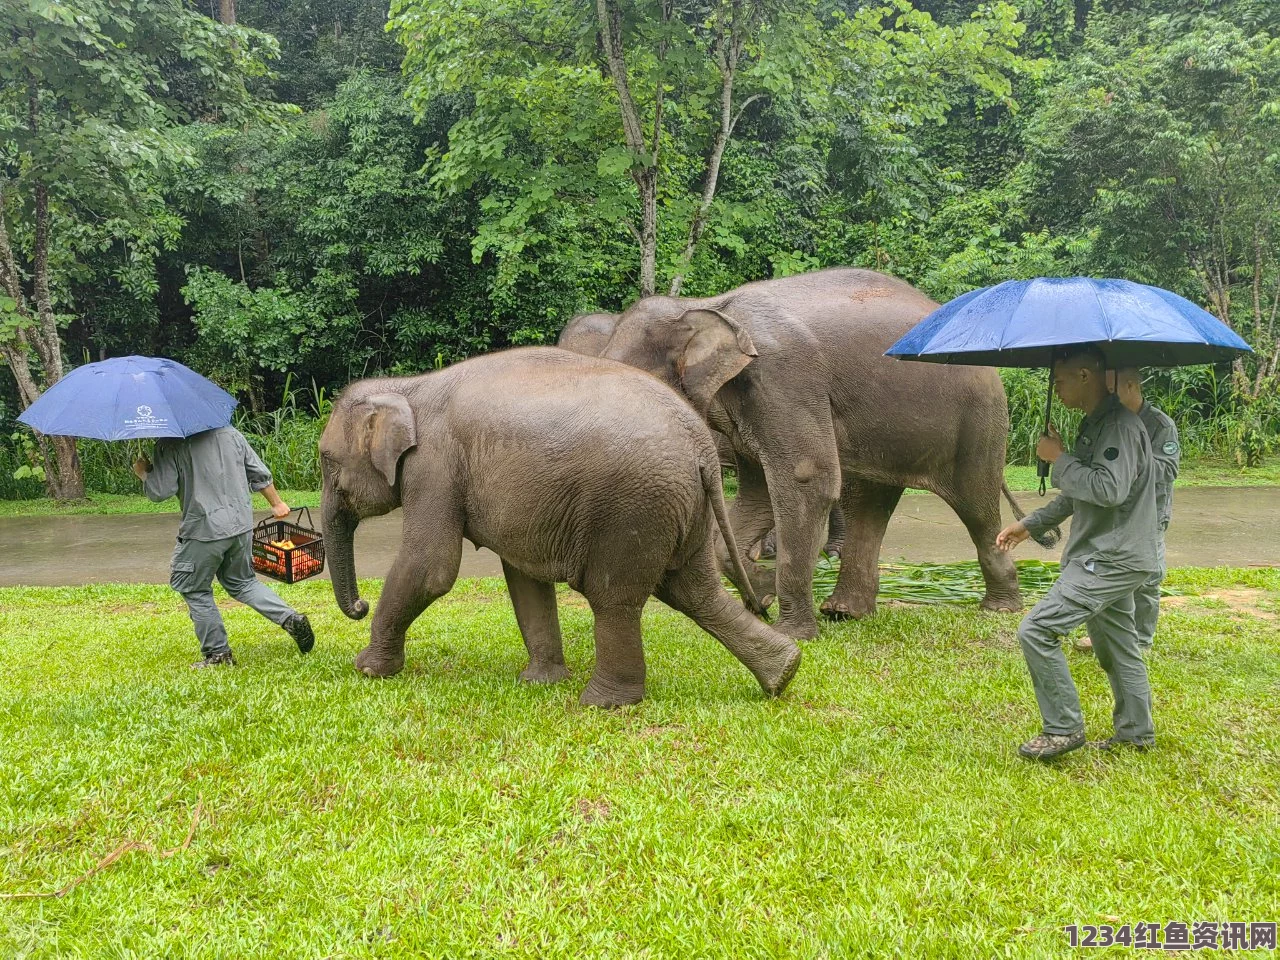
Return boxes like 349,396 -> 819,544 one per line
125,403 -> 168,430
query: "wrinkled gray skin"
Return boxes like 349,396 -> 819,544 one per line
559,314 -> 845,560
567,268 -> 1053,640
320,347 -> 802,707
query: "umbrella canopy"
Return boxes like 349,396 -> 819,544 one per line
17,356 -> 238,441
885,277 -> 1252,368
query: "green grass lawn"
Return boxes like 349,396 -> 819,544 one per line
2,459 -> 1276,518
997,459 -> 1280,493
0,489 -> 321,518
1,568 -> 1276,957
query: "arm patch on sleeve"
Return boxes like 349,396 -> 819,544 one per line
1104,447 -> 1119,461
1162,440 -> 1180,456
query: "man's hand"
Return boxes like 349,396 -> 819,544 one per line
1036,424 -> 1065,464
996,521 -> 1030,553
272,500 -> 291,519
132,456 -> 151,481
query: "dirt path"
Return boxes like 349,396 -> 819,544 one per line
1,487 -> 1276,588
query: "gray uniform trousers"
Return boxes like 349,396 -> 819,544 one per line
1017,559 -> 1155,745
171,532 -> 297,657
1133,537 -> 1165,650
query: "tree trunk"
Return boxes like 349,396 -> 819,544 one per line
595,0 -> 659,298
4,90 -> 86,501
46,435 -> 85,501
218,0 -> 236,25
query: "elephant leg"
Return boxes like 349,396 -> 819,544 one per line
656,548 -> 802,698
821,479 -> 904,620
579,602 -> 647,708
754,505 -> 844,562
502,560 -> 569,684
723,455 -> 778,602
355,516 -> 463,678
940,480 -> 1021,613
824,503 -> 847,557
761,449 -> 840,641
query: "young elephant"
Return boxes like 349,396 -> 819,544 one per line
320,347 -> 802,707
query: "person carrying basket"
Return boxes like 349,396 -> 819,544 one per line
134,426 -> 317,668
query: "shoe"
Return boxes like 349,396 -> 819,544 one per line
1088,736 -> 1152,752
1017,730 -> 1086,760
192,651 -> 235,669
284,613 -> 315,654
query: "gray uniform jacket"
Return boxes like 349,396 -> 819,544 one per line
1138,401 -> 1179,532
144,426 -> 274,542
1022,393 -> 1160,574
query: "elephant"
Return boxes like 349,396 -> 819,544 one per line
584,267 -> 1056,640
558,312 -> 846,560
319,346 -> 803,708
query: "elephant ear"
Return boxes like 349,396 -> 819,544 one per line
361,393 -> 417,487
675,308 -> 758,415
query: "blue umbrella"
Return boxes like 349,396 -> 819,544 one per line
17,356 -> 238,441
884,277 -> 1252,493
885,277 -> 1251,368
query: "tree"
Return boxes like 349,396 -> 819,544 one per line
0,0 -> 288,499
1024,14 -> 1280,396
389,0 -> 1028,301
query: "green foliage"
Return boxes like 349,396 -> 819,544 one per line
7,430 -> 45,483
3,0 -> 1279,496
388,0 -> 1029,299
0,0 -> 294,317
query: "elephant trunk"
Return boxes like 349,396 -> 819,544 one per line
324,500 -> 369,620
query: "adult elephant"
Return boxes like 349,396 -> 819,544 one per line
320,347 -> 801,707
559,312 -> 846,559
593,267 -> 1054,640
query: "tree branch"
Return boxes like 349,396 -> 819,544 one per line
729,93 -> 764,138
595,0 -> 645,155
668,9 -> 746,297
27,82 -> 64,386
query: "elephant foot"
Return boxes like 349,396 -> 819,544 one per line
354,645 -> 405,678
773,611 -> 819,641
980,595 -> 1022,614
753,641 -> 802,698
750,538 -> 776,562
579,675 -> 644,709
519,661 -> 571,684
820,597 -> 875,621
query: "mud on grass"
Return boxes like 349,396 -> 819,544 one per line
1,570 -> 1277,958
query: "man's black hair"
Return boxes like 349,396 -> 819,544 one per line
1052,343 -> 1108,370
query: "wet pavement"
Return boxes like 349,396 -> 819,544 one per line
1,487 -> 1276,588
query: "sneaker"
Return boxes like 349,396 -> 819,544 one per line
192,651 -> 235,669
1088,736 -> 1152,752
284,614 -> 315,655
1017,730 -> 1086,760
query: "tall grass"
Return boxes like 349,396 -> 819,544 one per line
1002,365 -> 1280,464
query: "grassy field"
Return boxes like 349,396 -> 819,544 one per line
1,459 -> 1277,518
1,567 -> 1276,958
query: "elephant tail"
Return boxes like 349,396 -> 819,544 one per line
1001,481 -> 1061,549
701,460 -> 769,618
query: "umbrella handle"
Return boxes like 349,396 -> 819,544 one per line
1037,367 -> 1053,497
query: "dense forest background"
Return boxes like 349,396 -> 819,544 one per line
3,0 -> 1279,497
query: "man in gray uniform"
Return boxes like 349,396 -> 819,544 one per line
133,426 -> 315,668
1079,368 -> 1180,651
996,346 -> 1160,760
